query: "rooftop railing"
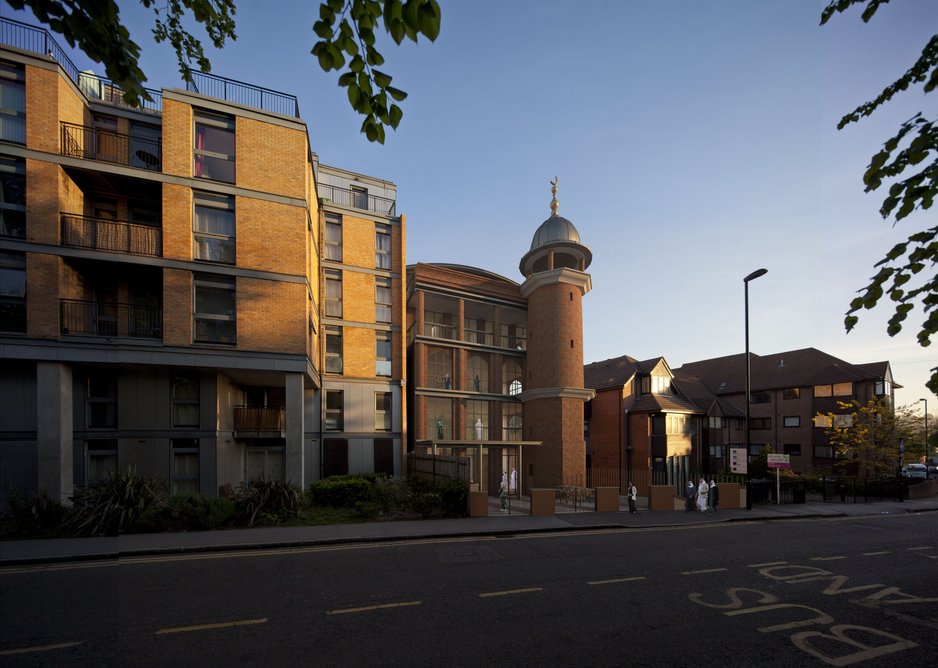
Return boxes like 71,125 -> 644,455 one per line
61,121 -> 162,171
317,183 -> 397,217
61,213 -> 162,257
187,71 -> 300,118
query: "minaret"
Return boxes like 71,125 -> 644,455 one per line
518,178 -> 594,488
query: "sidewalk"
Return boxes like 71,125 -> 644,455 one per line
2,497 -> 937,567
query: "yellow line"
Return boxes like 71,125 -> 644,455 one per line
326,601 -> 421,616
155,618 -> 267,635
862,551 -> 891,556
809,556 -> 847,561
0,641 -> 82,656
479,587 -> 543,598
587,576 -> 646,586
748,561 -> 787,567
681,568 -> 727,575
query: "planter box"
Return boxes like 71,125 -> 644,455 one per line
529,488 -> 555,516
594,486 -> 620,512
469,491 -> 488,517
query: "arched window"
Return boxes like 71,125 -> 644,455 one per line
427,349 -> 452,389
502,359 -> 523,396
467,354 -> 488,392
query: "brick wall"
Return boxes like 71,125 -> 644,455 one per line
162,183 -> 192,261
26,159 -> 58,245
525,396 -> 586,488
588,388 -> 622,470
236,117 -> 305,198
342,325 -> 376,379
343,270 -> 375,323
237,197 -> 306,275
237,277 -> 305,354
163,268 -> 192,346
25,253 -> 58,339
526,281 -> 584,390
161,99 -> 190,178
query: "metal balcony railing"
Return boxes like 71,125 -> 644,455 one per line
187,71 -> 300,118
61,214 -> 162,257
60,299 -> 162,339
424,322 -> 456,340
234,406 -> 286,433
1,17 -> 162,113
317,183 -> 397,217
61,122 -> 162,170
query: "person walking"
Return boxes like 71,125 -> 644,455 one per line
696,477 -> 709,512
685,480 -> 696,512
499,478 -> 509,512
627,481 -> 637,515
709,479 -> 719,513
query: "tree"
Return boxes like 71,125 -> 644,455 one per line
821,1 -> 938,392
819,398 -> 915,476
7,0 -> 440,143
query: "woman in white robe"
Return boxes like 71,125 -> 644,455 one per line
696,478 -> 709,512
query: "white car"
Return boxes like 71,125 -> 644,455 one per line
901,464 -> 928,480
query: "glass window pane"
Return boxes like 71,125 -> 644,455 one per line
195,205 -> 235,236
195,284 -> 235,315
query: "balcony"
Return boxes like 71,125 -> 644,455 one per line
424,322 -> 456,340
187,71 -> 299,118
60,299 -> 162,339
61,122 -> 162,171
234,406 -> 285,435
61,214 -> 162,257
317,183 -> 397,217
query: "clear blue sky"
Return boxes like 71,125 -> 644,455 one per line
4,0 -> 935,411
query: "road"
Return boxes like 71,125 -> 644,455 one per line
2,513 -> 936,667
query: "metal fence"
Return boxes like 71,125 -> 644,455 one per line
60,300 -> 162,339
60,122 -> 162,170
61,214 -> 162,257
187,71 -> 300,118
317,183 -> 397,217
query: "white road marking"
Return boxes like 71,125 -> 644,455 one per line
155,618 -> 267,635
326,601 -> 421,615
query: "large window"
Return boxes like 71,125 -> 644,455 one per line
502,403 -> 522,441
641,375 -> 671,395
172,438 -> 200,495
324,213 -> 342,261
375,224 -> 391,269
375,277 -> 392,323
194,274 -> 236,344
499,323 -> 526,350
85,440 -> 117,482
750,417 -> 771,430
814,445 -> 834,459
424,310 -> 455,339
193,192 -> 235,264
325,269 -> 342,318
325,325 -> 343,373
0,156 -> 25,238
464,317 -> 493,345
427,348 -> 452,389
466,400 -> 489,440
814,383 -> 854,398
325,391 -> 343,430
426,397 -> 452,440
194,110 -> 235,183
0,251 -> 26,332
376,331 -> 392,377
502,359 -> 523,396
86,375 -> 117,429
783,443 -> 802,456
783,416 -> 800,428
245,445 -> 285,482
172,376 -> 200,427
467,354 -> 489,392
708,417 -> 724,429
0,61 -> 26,144
375,392 -> 391,431
783,388 -> 801,400
352,185 -> 369,209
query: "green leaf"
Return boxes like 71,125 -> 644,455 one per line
387,86 -> 408,102
349,55 -> 365,72
347,83 -> 361,108
389,103 -> 403,129
373,69 -> 392,89
338,72 -> 357,87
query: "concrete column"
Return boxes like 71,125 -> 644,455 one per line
36,362 -> 73,502
285,372 -> 305,488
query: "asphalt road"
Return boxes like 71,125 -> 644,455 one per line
2,514 -> 936,667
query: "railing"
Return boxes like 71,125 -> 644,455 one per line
500,334 -> 527,350
317,183 -> 397,217
234,406 -> 285,433
60,299 -> 162,339
424,321 -> 456,340
1,17 -> 162,112
187,71 -> 299,118
61,214 -> 162,257
60,122 -> 162,170
464,327 -> 493,345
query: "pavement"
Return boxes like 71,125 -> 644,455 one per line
2,496 -> 937,567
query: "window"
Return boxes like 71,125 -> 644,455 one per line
750,391 -> 770,404
667,415 -> 686,435
129,123 -> 161,170
194,110 -> 235,183
783,443 -> 802,456
814,385 -> 832,398
172,438 -> 200,495
325,391 -> 344,430
499,323 -> 526,350
782,388 -> 800,400
748,444 -> 763,456
750,417 -> 771,430
376,331 -> 392,377
709,445 -> 725,458
0,61 -> 26,144
324,213 -> 342,261
783,416 -> 800,428
352,185 -> 369,209
833,414 -> 854,428
874,379 -> 891,395
0,251 -> 26,333
375,392 -> 391,431
814,445 -> 834,459
464,318 -> 493,345
0,156 -> 26,238
814,415 -> 832,428
245,445 -> 285,482
426,397 -> 452,440
194,275 -> 236,344
375,277 -> 392,323
374,438 -> 393,475
424,310 -> 455,339
323,439 -> 348,477
86,440 -> 117,482
428,348 -> 452,389
466,400 -> 489,440
325,325 -> 343,373
172,376 -> 200,427
708,417 -> 724,429
467,354 -> 488,392
193,192 -> 235,264
651,415 -> 665,435
653,376 -> 671,395
87,375 -> 117,428
325,269 -> 342,318
375,224 -> 391,269
502,403 -> 522,441
833,382 -> 853,397
502,359 -> 523,396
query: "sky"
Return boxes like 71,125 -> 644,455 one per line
3,0 -> 936,411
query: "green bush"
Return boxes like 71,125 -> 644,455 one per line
437,476 -> 469,517
144,494 -> 236,532
232,480 -> 304,527
309,475 -> 373,508
1,490 -> 69,540
68,469 -> 165,536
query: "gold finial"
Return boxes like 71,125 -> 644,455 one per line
550,176 -> 559,216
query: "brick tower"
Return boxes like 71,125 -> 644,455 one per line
518,178 -> 594,488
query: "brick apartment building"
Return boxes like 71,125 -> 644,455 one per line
0,18 -> 405,503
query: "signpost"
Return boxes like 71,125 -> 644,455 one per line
767,454 -> 791,505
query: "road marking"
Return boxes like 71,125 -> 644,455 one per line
155,618 -> 267,635
681,568 -> 727,575
479,587 -> 543,598
326,601 -> 421,615
908,546 -> 932,551
587,576 -> 646,586
748,561 -> 788,568
862,551 -> 891,556
0,641 -> 82,656
809,556 -> 846,562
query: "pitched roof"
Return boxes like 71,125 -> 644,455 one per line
584,354 -> 641,390
623,392 -> 702,414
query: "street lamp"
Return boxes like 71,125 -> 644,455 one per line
744,268 -> 768,511
920,398 -> 929,465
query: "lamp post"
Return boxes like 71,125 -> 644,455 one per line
920,398 -> 929,465
744,268 -> 767,511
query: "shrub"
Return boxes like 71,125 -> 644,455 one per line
1,490 -> 69,540
309,475 -> 373,508
233,480 -> 304,527
145,494 -> 236,532
68,469 -> 165,536
437,476 -> 469,518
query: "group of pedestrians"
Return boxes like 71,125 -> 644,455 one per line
685,477 -> 719,513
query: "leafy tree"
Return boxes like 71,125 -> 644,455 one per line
818,398 -> 913,476
8,0 -> 440,143
821,1 -> 938,392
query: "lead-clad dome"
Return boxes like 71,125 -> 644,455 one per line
519,177 -> 591,278
529,215 -> 581,251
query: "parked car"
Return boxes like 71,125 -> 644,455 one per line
928,465 -> 938,478
901,464 -> 927,480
